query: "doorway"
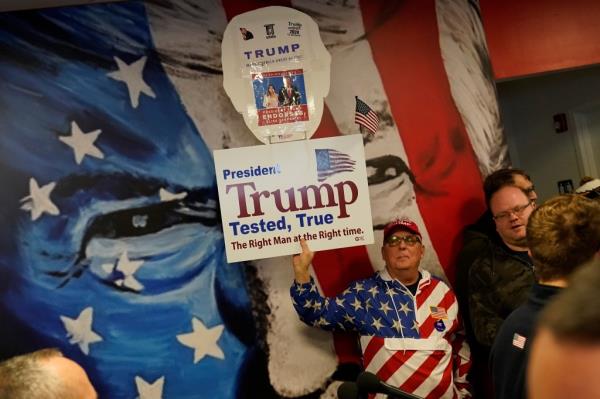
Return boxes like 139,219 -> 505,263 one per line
496,66 -> 600,201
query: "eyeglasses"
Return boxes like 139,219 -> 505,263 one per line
385,235 -> 421,247
493,201 -> 532,221
523,185 -> 536,195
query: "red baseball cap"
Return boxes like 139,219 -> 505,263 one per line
383,217 -> 422,241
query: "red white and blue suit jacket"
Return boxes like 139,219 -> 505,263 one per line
291,269 -> 472,399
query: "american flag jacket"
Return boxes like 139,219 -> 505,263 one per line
290,269 -> 472,399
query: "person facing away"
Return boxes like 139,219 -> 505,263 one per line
290,218 -> 472,399
490,194 -> 600,399
0,348 -> 97,399
527,257 -> 600,399
262,84 -> 279,109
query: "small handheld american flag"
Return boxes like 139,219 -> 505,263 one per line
355,96 -> 380,134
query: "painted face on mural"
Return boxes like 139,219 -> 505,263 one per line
0,4 -> 261,399
366,155 -> 418,228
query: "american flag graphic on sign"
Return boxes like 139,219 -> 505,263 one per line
512,333 -> 527,349
355,96 -> 380,134
315,149 -> 356,182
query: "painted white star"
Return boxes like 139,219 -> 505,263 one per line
135,376 -> 164,399
371,317 -> 384,331
412,320 -> 420,331
296,285 -> 307,295
368,286 -> 379,297
351,298 -> 363,312
343,314 -> 355,324
107,56 -> 156,108
303,299 -> 313,309
177,317 -> 225,364
399,302 -> 412,316
354,282 -> 364,293
59,121 -> 104,165
379,301 -> 392,316
159,188 -> 187,202
20,178 -> 59,221
113,251 -> 144,292
392,319 -> 404,333
60,307 -> 102,355
335,297 -> 345,306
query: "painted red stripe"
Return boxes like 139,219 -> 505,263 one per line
425,354 -> 454,399
359,0 -> 487,285
362,336 -> 385,367
416,279 -> 439,309
399,351 -> 445,393
451,332 -> 472,377
363,337 -> 419,385
378,349 -> 416,383
458,359 -> 471,376
413,280 -> 441,336
420,290 -> 456,337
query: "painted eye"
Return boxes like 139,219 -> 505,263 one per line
45,181 -> 219,292
132,214 -> 148,228
366,155 -> 414,186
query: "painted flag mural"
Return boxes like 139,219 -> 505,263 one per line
0,0 -> 506,398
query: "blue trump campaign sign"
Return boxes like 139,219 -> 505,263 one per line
214,135 -> 373,263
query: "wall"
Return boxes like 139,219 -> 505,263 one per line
578,106 -> 600,176
497,66 -> 600,201
480,0 -> 600,80
0,1 -> 499,398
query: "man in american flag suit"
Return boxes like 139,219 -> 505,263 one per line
290,218 -> 471,399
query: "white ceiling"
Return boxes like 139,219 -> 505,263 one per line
0,0 -> 120,12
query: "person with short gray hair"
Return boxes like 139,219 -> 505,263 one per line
0,348 -> 97,399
